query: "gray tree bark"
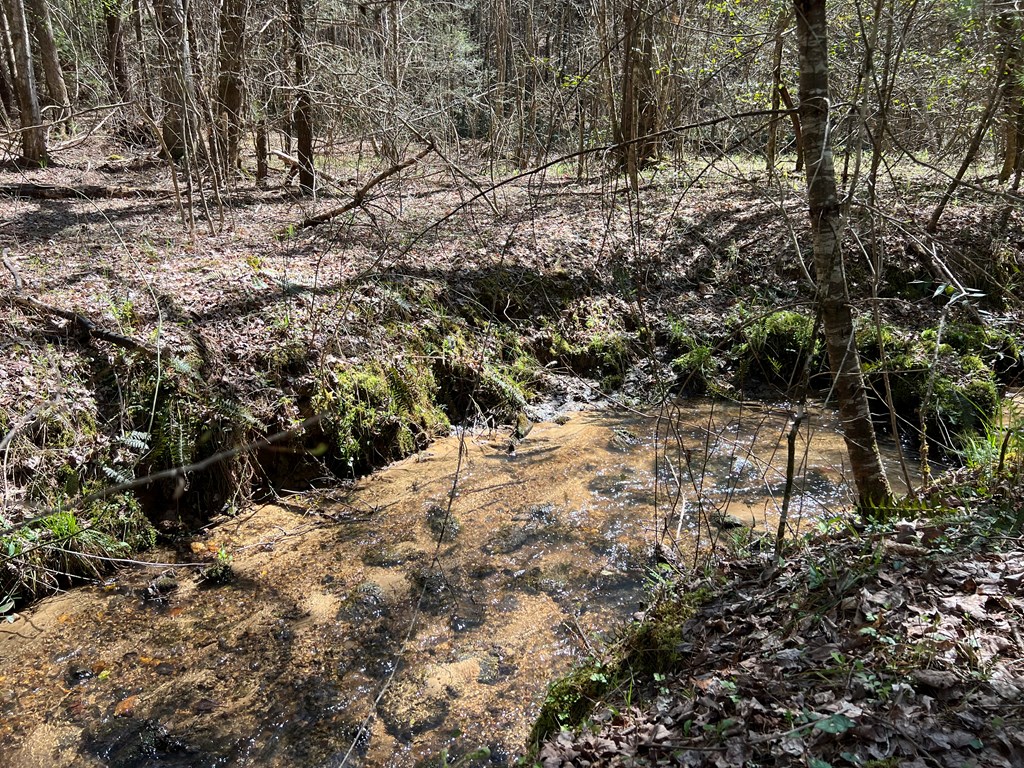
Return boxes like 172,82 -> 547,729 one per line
215,0 -> 247,174
794,0 -> 893,511
153,0 -> 193,159
4,0 -> 46,163
24,0 -> 67,112
288,0 -> 314,194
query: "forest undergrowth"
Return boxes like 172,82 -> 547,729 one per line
0,135 -> 1023,765
1,136 -> 1022,614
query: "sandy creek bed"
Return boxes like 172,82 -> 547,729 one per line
0,402 -> 908,767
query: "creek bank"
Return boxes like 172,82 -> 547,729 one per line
3,267 -> 1019,618
2,158 -> 1022,621
533,483 -> 1024,767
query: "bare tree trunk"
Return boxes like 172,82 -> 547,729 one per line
288,0 -> 314,195
619,0 -> 639,189
153,0 -> 192,160
23,0 -> 66,112
105,2 -> 130,102
795,0 -> 892,511
4,0 -> 46,163
132,0 -> 154,120
215,0 -> 247,174
0,6 -> 18,121
996,0 -> 1022,183
617,0 -> 660,188
766,9 -> 790,178
255,116 -> 267,184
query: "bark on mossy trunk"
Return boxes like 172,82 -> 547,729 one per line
795,0 -> 893,511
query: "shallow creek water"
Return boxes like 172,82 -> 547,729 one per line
0,402 -> 914,767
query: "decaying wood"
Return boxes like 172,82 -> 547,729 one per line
3,251 -> 154,355
0,183 -> 170,200
295,144 -> 432,230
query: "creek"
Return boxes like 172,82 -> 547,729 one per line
0,400 -> 918,768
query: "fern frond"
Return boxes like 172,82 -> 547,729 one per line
102,465 -> 135,485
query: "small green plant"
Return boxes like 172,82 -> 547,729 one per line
200,547 -> 234,584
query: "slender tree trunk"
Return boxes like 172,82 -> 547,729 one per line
619,0 -> 639,188
4,0 -> 46,163
0,6 -> 18,121
255,116 -> 267,184
766,9 -> 790,178
996,0 -> 1022,183
288,0 -> 314,194
105,2 -> 130,102
215,0 -> 247,174
795,0 -> 892,511
132,0 -> 154,120
0,5 -> 13,124
23,0 -> 66,112
153,0 -> 193,160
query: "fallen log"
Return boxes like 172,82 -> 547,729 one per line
3,252 -> 155,355
0,183 -> 170,200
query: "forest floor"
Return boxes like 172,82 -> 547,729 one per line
1,134 -> 1023,766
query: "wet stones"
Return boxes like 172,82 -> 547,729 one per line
361,540 -> 427,567
425,502 -> 460,542
449,596 -> 486,633
485,503 -> 563,554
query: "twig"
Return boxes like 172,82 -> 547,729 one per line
2,250 -> 22,291
294,143 -> 433,230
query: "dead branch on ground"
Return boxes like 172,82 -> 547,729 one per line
292,143 -> 432,230
3,251 -> 155,355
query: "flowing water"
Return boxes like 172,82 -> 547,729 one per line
0,401 -> 916,768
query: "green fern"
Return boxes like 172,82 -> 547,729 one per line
168,355 -> 198,379
213,397 -> 261,429
116,430 -> 151,452
102,465 -> 136,485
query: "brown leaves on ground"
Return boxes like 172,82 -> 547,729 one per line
539,520 -> 1024,767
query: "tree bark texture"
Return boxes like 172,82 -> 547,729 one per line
996,0 -> 1022,183
215,0 -> 246,174
153,0 -> 192,159
4,0 -> 46,163
794,0 -> 892,510
105,3 -> 130,102
24,0 -> 66,110
288,0 -> 314,195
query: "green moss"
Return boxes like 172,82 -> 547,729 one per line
315,359 -> 450,471
530,660 -> 613,744
530,585 -> 711,745
932,369 -> 999,436
88,494 -> 157,551
735,310 -> 819,390
672,345 -> 721,395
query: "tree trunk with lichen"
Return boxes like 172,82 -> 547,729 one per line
795,0 -> 893,511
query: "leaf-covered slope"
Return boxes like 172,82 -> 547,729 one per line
538,517 -> 1024,767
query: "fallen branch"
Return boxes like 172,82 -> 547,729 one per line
3,250 -> 154,355
270,150 -> 351,191
0,183 -> 170,200
294,143 -> 432,230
